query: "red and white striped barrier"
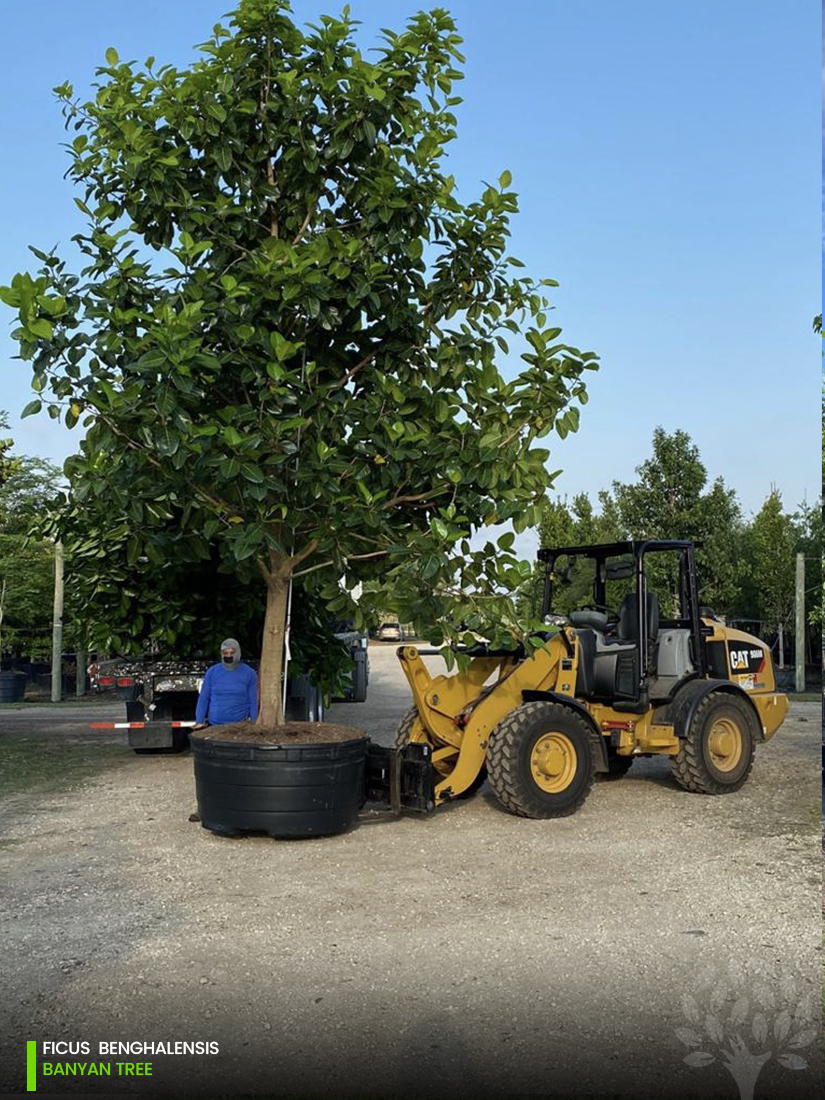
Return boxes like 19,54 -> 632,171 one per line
89,720 -> 197,730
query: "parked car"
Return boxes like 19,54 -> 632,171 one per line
376,622 -> 405,642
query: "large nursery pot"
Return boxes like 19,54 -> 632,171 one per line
191,728 -> 369,839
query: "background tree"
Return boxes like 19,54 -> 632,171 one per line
519,491 -> 626,618
0,412 -> 21,490
2,1 -> 596,723
610,427 -> 742,615
750,490 -> 795,667
783,498 -> 821,676
0,453 -> 64,660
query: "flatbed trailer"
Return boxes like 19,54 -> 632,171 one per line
91,632 -> 369,752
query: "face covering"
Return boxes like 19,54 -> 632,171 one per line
220,637 -> 242,670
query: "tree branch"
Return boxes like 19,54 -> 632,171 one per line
500,419 -> 528,449
286,538 -> 318,572
382,487 -> 451,509
292,547 -> 390,579
340,348 -> 379,387
291,200 -> 318,245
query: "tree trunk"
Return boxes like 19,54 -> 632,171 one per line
777,622 -> 784,669
257,568 -> 291,727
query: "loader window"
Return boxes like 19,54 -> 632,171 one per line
604,558 -> 635,617
548,554 -> 597,617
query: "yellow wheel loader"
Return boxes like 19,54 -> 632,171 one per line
366,540 -> 787,819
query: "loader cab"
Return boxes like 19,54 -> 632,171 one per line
537,540 -> 707,709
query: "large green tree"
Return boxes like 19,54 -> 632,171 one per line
2,2 -> 596,723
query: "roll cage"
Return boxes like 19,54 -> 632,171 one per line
537,539 -> 707,684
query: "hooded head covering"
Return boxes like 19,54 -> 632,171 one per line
220,637 -> 242,669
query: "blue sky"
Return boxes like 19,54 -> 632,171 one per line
0,0 -> 819,551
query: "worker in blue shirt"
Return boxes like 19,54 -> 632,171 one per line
193,638 -> 258,727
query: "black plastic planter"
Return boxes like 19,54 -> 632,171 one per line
191,733 -> 369,838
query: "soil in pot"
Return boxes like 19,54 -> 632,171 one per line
193,721 -> 364,745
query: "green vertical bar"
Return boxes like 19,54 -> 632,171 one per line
27,1041 -> 36,1092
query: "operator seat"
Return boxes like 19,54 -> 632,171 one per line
573,592 -> 659,701
614,591 -> 659,644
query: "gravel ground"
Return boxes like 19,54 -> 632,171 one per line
0,645 -> 820,1099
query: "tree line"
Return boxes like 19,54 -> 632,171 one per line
522,427 -> 821,667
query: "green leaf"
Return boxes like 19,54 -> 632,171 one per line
431,518 -> 449,539
499,169 -> 512,188
241,464 -> 264,484
99,380 -> 117,406
105,46 -> 119,66
214,146 -> 232,174
136,350 -> 167,369
28,318 -> 54,340
362,120 -> 376,148
21,400 -> 41,418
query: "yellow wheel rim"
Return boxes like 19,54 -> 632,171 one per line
707,717 -> 743,772
531,732 -> 578,793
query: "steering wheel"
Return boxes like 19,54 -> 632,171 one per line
582,603 -> 611,615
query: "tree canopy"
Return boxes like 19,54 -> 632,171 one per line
1,1 -> 597,721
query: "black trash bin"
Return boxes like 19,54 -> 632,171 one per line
191,733 -> 368,838
0,671 -> 26,703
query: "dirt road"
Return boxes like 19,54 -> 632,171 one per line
0,646 -> 820,1098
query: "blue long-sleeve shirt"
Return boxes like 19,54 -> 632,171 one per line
195,662 -> 259,725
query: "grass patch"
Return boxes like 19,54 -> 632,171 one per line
788,693 -> 821,702
0,731 -> 125,798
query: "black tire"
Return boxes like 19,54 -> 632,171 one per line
671,692 -> 755,794
486,701 -> 597,818
601,750 -> 634,779
393,707 -> 420,750
394,708 -> 487,798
